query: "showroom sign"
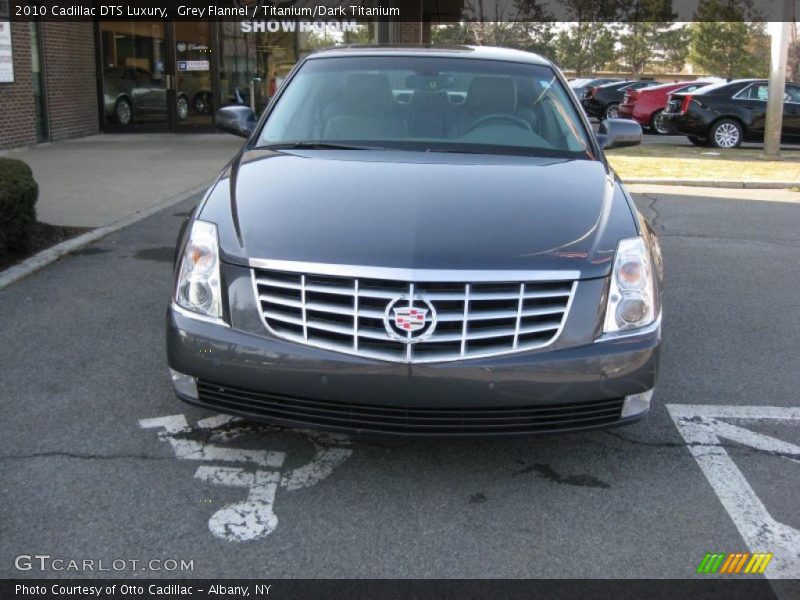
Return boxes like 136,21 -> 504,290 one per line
240,19 -> 358,33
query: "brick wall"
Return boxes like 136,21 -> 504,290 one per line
0,22 -> 36,150
41,22 -> 98,142
396,0 -> 424,44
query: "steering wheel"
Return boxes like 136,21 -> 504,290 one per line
464,114 -> 532,134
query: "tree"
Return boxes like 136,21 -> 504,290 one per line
554,23 -> 617,75
554,0 -> 624,76
789,24 -> 800,82
431,0 -> 555,58
688,0 -> 769,78
613,0 -> 682,77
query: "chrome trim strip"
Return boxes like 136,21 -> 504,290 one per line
595,312 -> 662,343
300,274 -> 308,341
247,258 -> 581,282
513,282 -> 525,349
460,283 -> 470,357
170,301 -> 230,328
353,279 -> 359,352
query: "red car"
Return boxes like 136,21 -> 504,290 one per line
619,81 -> 711,134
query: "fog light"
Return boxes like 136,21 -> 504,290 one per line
170,369 -> 198,400
621,389 -> 653,418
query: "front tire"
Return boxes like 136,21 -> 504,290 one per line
176,95 -> 189,122
114,98 -> 132,126
710,119 -> 743,148
604,103 -> 619,120
650,110 -> 669,135
193,91 -> 212,115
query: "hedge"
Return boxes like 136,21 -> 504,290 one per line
0,157 -> 39,257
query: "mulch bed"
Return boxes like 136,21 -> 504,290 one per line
0,222 -> 92,272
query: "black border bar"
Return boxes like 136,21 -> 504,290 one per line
2,579 -> 798,600
5,0 -> 793,22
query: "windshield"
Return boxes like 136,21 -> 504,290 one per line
257,55 -> 593,158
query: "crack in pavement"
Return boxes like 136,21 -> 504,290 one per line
0,451 -> 174,461
603,430 -> 800,460
641,193 -> 663,229
658,232 -> 800,248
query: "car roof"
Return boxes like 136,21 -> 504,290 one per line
307,45 -> 552,66
674,79 -> 763,96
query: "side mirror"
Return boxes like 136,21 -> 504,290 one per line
215,105 -> 257,138
597,118 -> 642,149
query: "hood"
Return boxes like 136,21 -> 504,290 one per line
200,149 -> 638,279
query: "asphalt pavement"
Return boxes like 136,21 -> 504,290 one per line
1,186 -> 799,584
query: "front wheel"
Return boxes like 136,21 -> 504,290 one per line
710,119 -> 743,148
176,95 -> 189,121
650,110 -> 669,135
604,103 -> 619,120
114,98 -> 132,126
193,91 -> 212,115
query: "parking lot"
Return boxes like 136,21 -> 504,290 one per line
1,183 -> 798,582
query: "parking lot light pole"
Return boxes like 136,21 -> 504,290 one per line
763,14 -> 792,158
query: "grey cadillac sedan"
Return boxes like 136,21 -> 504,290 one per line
168,46 -> 662,436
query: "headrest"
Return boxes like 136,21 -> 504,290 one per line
466,76 -> 516,114
342,73 -> 395,116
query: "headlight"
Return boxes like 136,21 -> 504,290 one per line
175,220 -> 223,320
603,237 -> 656,333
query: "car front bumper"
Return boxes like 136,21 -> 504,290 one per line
166,306 -> 661,437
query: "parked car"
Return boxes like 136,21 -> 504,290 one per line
618,81 -> 712,134
103,67 -> 190,126
582,80 -> 655,120
662,79 -> 800,147
569,77 -> 623,100
169,45 -> 661,436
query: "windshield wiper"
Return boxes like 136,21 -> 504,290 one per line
262,142 -> 384,151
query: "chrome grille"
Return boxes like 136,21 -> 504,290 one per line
252,266 -> 576,364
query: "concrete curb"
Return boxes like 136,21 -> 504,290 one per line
624,178 -> 798,189
0,185 -> 206,292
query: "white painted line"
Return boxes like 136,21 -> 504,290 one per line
0,184 -> 206,292
140,413 -> 353,542
667,404 -> 800,579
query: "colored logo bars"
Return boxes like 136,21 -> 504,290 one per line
697,552 -> 773,574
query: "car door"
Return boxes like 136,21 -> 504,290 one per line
135,68 -> 165,115
782,83 -> 800,140
733,82 -> 768,139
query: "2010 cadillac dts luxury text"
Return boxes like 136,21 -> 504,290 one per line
167,46 -> 663,437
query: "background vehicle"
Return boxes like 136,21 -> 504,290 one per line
662,79 -> 800,147
618,81 -> 711,134
569,77 -> 622,99
582,80 -> 654,120
103,67 -> 190,126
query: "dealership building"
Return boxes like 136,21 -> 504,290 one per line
0,4 -> 450,151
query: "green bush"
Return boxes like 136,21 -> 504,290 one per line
0,157 -> 39,257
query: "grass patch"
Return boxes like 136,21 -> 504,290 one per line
607,144 -> 800,181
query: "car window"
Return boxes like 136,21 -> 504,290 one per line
737,83 -> 769,101
257,56 -> 593,158
785,84 -> 800,104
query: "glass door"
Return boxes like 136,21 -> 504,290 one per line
172,22 -> 215,131
99,21 -> 170,132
